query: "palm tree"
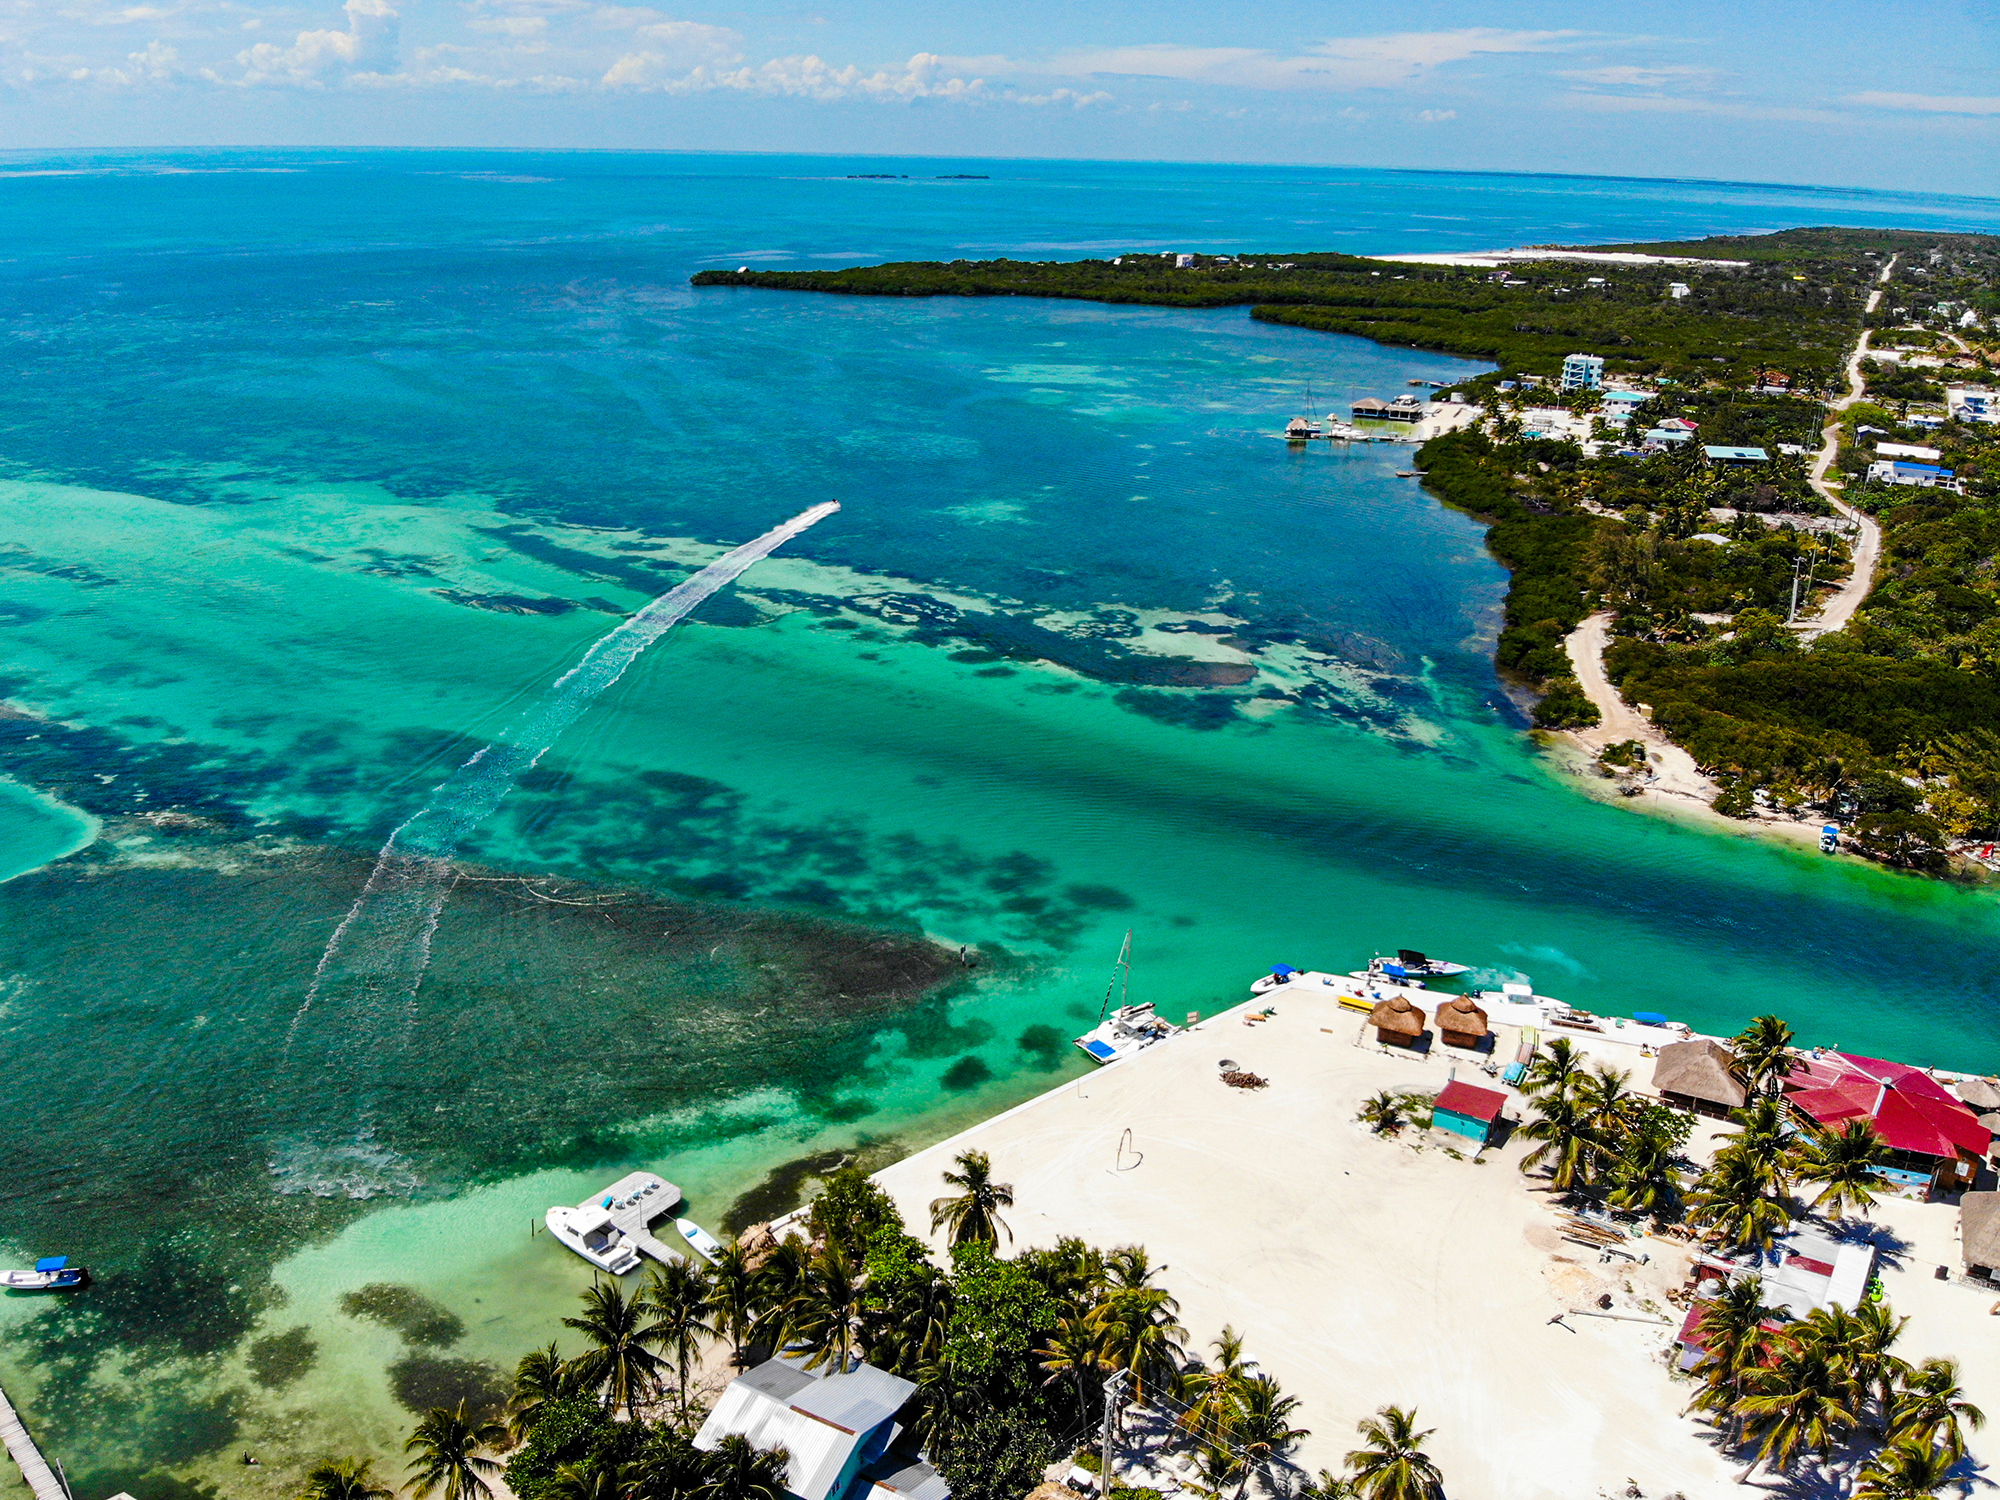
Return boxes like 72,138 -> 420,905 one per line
699,1434 -> 789,1500
1731,1015 -> 1797,1096
1793,1119 -> 1890,1220
1518,1087 -> 1595,1192
1037,1312 -> 1114,1432
1733,1331 -> 1860,1484
1606,1118 -> 1684,1222
645,1258 -> 717,1424
546,1461 -> 627,1500
706,1243 -> 763,1368
404,1403 -> 506,1500
928,1150 -> 1014,1249
562,1281 -> 667,1418
1685,1276 -> 1770,1442
1836,1300 -> 1912,1421
1686,1149 -> 1793,1255
1023,1236 -> 1107,1314
1096,1283 -> 1187,1403
629,1429 -> 715,1500
1232,1374 -> 1309,1498
909,1358 -> 974,1454
507,1342 -> 583,1445
1853,1435 -> 1958,1500
786,1239 -> 868,1373
1103,1244 -> 1162,1291
1357,1090 -> 1408,1136
1301,1471 -> 1354,1500
1344,1406 -> 1444,1500
1722,1095 -> 1794,1183
1177,1325 -> 1256,1451
1521,1036 -> 1582,1101
865,1263 -> 953,1379
300,1459 -> 393,1500
1889,1357 -> 1985,1461
750,1234 -> 811,1352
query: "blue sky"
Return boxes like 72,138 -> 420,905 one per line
3,0 -> 1998,195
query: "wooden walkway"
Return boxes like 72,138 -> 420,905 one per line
0,1382 -> 67,1500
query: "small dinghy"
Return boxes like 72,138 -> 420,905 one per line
676,1219 -> 725,1263
4,1256 -> 89,1292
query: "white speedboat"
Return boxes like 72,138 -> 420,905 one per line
3,1256 -> 89,1292
546,1203 -> 643,1275
1075,1002 -> 1180,1065
676,1218 -> 725,1263
1379,949 -> 1470,978
1348,961 -> 1432,996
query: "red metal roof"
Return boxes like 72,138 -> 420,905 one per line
1783,1052 -> 1989,1160
1436,1079 -> 1507,1122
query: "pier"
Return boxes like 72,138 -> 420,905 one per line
0,1381 -> 68,1500
574,1170 -> 689,1267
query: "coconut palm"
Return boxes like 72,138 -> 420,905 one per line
1103,1244 -> 1163,1291
865,1262 -> 953,1379
908,1358 -> 974,1453
1300,1471 -> 1355,1500
1518,1087 -> 1596,1192
1177,1325 -> 1256,1451
629,1429 -> 715,1500
562,1281 -> 667,1418
1037,1312 -> 1115,1432
1686,1149 -> 1793,1255
1722,1095 -> 1794,1182
1521,1036 -> 1582,1101
928,1150 -> 1014,1249
404,1402 -> 506,1500
1096,1283 -> 1188,1403
750,1234 -> 811,1351
1606,1115 -> 1685,1222
1344,1406 -> 1444,1500
1232,1373 -> 1309,1499
1853,1435 -> 1958,1500
706,1243 -> 762,1368
1889,1357 -> 1986,1461
507,1342 -> 584,1445
1357,1090 -> 1409,1136
699,1433 -> 790,1500
645,1258 -> 717,1423
546,1460 -> 627,1500
1835,1300 -> 1912,1420
1731,1015 -> 1797,1096
1793,1119 -> 1890,1220
786,1239 -> 868,1373
1733,1330 -> 1861,1484
300,1459 -> 393,1500
1685,1276 -> 1769,1442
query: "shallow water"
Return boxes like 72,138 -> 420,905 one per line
1,151 -> 1998,1494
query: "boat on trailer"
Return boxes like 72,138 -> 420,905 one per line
1075,931 -> 1181,1066
3,1256 -> 89,1292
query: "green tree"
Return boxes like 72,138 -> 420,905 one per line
627,1427 -> 715,1500
299,1459 -> 393,1500
1854,1437 -> 1959,1500
749,1234 -> 811,1352
1686,1148 -> 1794,1254
405,1402 -> 507,1500
1792,1119 -> 1891,1220
1357,1090 -> 1409,1136
644,1258 -> 717,1424
545,1461 -> 627,1500
1685,1276 -> 1770,1443
1521,1037 -> 1582,1101
1176,1325 -> 1256,1452
1519,1086 -> 1597,1191
1730,1016 -> 1797,1095
1889,1357 -> 1986,1462
786,1239 -> 869,1373
931,1411 -> 1059,1500
1035,1312 -> 1113,1433
808,1165 -> 904,1258
1094,1280 -> 1187,1404
929,1150 -> 1015,1250
507,1342 -> 584,1446
699,1434 -> 790,1500
861,1228 -> 953,1378
1232,1374 -> 1309,1498
562,1282 -> 667,1419
705,1243 -> 762,1369
1344,1406 -> 1445,1500
1733,1330 -> 1860,1484
1605,1105 -> 1691,1222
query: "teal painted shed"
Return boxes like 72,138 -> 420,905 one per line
1432,1079 -> 1507,1145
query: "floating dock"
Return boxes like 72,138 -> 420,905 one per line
0,1381 -> 68,1500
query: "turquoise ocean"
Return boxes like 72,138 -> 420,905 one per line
1,151 -> 1998,1492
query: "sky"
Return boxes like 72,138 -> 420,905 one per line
1,0 -> 1998,196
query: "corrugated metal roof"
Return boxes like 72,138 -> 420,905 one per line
792,1361 -> 915,1435
861,1456 -> 951,1500
694,1356 -> 917,1500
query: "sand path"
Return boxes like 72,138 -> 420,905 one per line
1560,611 -> 1715,803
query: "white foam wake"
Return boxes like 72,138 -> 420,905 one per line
291,502 -> 838,1036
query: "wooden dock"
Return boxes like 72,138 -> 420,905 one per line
576,1171 -> 688,1268
0,1381 -> 68,1500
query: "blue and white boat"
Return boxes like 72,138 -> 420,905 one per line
3,1256 -> 89,1292
1074,931 -> 1181,1066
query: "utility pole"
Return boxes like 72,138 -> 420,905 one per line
1788,555 -> 1803,623
1100,1370 -> 1130,1490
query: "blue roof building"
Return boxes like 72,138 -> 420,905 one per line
1702,445 -> 1769,466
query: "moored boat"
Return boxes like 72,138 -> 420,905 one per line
3,1256 -> 89,1292
546,1203 -> 643,1275
1381,949 -> 1470,978
676,1218 -> 725,1263
1075,931 -> 1181,1065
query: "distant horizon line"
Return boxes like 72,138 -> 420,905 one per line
0,142 -> 1997,213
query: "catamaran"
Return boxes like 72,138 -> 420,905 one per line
1074,931 -> 1181,1066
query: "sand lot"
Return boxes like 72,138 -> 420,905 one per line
874,994 -> 1999,1500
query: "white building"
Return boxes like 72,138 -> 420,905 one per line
1876,442 -> 1942,462
1668,282 -> 1692,299
1561,353 -> 1606,391
1946,386 -> 1998,424
695,1356 -> 944,1500
1867,460 -> 1963,493
1174,254 -> 1196,268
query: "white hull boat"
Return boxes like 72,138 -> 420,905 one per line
1076,1002 -> 1180,1065
545,1171 -> 680,1276
546,1204 -> 643,1275
3,1256 -> 88,1292
677,1218 -> 725,1263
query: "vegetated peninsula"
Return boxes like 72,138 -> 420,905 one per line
696,229 -> 2000,878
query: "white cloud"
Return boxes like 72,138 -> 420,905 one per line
1560,65 -> 1715,89
1415,108 -> 1454,123
1556,91 -> 1844,125
1847,91 -> 2000,116
1041,28 -> 1584,92
605,48 -> 987,102
232,0 -> 398,84
468,16 -> 546,37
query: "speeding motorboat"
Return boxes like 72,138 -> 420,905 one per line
3,1256 -> 89,1292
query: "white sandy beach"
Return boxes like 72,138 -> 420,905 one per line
874,992 -> 1999,1500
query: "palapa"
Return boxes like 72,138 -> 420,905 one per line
1956,1076 -> 2000,1112
1961,1192 -> 2000,1275
1651,1037 -> 1747,1115
1368,994 -> 1426,1046
1433,994 -> 1490,1045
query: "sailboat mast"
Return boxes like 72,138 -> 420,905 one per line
1099,929 -> 1133,1022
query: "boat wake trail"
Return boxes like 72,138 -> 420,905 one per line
288,502 -> 839,1048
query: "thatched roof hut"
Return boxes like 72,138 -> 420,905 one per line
1956,1076 -> 2000,1112
1367,995 -> 1426,1047
1961,1192 -> 2000,1275
1652,1038 -> 1747,1117
1433,995 -> 1489,1046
